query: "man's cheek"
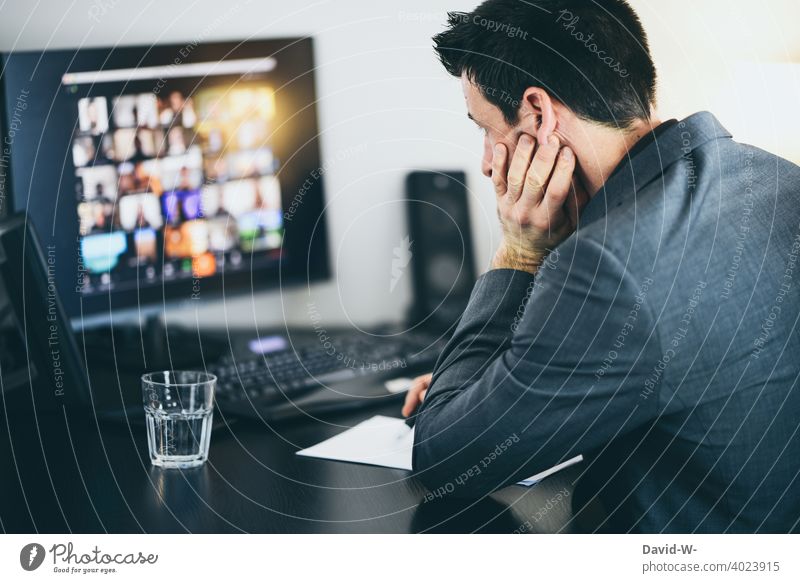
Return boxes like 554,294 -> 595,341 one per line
504,145 -> 517,162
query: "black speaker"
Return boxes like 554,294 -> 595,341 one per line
406,171 -> 476,331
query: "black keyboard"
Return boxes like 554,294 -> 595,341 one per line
209,330 -> 447,407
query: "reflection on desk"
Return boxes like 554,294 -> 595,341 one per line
0,388 -> 603,534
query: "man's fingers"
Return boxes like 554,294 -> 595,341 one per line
414,373 -> 433,388
402,388 -> 420,417
505,134 -> 535,202
402,388 -> 425,417
521,135 -> 560,206
491,144 -> 508,197
401,374 -> 432,417
541,146 -> 576,222
401,379 -> 423,416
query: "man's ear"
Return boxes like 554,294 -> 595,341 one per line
521,87 -> 557,144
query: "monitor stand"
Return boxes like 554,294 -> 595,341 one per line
77,314 -> 229,373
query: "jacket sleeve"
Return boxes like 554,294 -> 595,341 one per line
411,234 -> 662,497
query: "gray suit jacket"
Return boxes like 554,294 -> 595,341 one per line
412,112 -> 800,533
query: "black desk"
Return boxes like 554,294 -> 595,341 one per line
0,372 -> 585,533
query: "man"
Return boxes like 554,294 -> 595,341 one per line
404,0 -> 800,533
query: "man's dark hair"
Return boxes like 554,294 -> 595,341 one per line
433,0 -> 657,129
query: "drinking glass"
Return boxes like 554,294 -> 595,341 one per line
141,370 -> 216,468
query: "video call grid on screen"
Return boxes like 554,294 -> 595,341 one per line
1,38 -> 330,321
70,64 -> 284,294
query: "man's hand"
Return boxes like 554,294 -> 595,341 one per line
400,140 -> 583,417
491,134 -> 587,274
401,373 -> 433,418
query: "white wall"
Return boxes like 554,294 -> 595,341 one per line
631,0 -> 800,161
2,0 -> 798,332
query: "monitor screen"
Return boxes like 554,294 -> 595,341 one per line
1,37 -> 329,324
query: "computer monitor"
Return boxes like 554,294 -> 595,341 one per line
0,37 -> 329,330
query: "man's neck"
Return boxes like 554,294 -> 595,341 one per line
571,116 -> 663,197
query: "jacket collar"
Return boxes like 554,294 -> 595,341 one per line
578,111 -> 733,227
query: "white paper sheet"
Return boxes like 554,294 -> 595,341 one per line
296,415 -> 583,487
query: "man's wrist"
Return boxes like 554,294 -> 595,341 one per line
492,243 -> 545,274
